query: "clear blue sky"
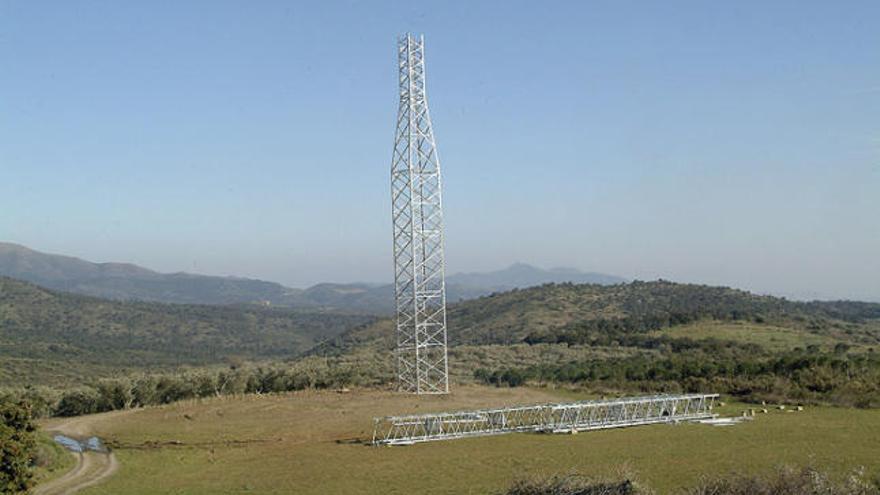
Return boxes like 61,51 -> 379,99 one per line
1,1 -> 878,300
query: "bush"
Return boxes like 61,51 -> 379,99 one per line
684,465 -> 880,495
55,389 -> 100,417
502,474 -> 644,495
502,467 -> 880,495
0,400 -> 37,493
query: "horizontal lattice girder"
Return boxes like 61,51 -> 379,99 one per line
373,393 -> 718,445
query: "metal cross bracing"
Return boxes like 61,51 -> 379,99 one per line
390,33 -> 449,394
372,393 -> 719,445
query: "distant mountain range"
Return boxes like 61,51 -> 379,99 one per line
0,242 -> 625,313
0,242 -> 297,306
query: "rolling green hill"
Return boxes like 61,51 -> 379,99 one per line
315,281 -> 880,407
327,280 -> 880,352
4,277 -> 880,406
0,277 -> 374,386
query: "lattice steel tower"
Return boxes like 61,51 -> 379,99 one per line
390,33 -> 449,394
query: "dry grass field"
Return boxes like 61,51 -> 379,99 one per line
36,386 -> 880,494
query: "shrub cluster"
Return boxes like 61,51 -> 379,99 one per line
1,356 -> 394,418
502,466 -> 880,495
502,474 -> 640,495
476,350 -> 880,408
683,466 -> 880,495
0,400 -> 37,493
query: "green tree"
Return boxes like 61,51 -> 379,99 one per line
55,389 -> 100,417
1,400 -> 37,493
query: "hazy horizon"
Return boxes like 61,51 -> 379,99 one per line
3,239 -> 875,303
2,2 -> 878,301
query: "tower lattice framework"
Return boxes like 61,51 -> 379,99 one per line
390,33 -> 449,394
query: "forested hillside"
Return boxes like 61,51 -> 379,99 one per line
319,281 -> 880,407
4,278 -> 880,410
328,281 -> 880,351
0,277 -> 374,386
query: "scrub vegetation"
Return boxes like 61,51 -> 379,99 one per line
333,281 -> 880,408
0,400 -> 37,493
3,280 -> 880,420
0,276 -> 374,387
501,466 -> 880,495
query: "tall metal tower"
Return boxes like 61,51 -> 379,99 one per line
390,33 -> 449,394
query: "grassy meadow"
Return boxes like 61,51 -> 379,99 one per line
36,386 -> 880,495
650,320 -> 844,352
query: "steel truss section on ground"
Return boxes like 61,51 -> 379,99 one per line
372,393 -> 719,445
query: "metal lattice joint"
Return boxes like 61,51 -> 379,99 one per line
390,33 -> 449,394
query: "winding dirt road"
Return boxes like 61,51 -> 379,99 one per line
35,411 -> 128,495
33,451 -> 119,495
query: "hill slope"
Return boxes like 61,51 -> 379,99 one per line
314,281 -> 880,407
447,262 -> 625,290
0,242 -> 300,306
0,277 -> 374,386
301,265 -> 626,313
327,281 -> 880,352
0,242 -> 624,312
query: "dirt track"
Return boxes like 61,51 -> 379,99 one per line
33,451 -> 119,495
35,412 -> 127,495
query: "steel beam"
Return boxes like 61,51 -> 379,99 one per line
373,394 -> 718,445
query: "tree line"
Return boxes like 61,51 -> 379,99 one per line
476,347 -> 880,408
1,357 -> 392,419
